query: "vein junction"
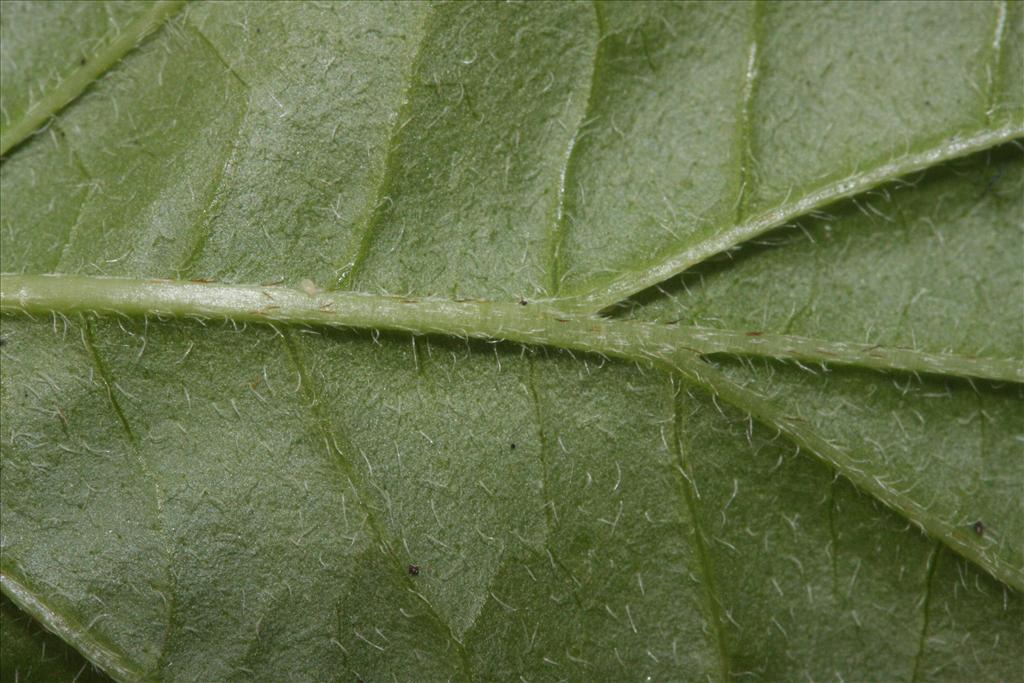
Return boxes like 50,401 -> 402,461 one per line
568,122 -> 1024,311
2,274 -> 1019,384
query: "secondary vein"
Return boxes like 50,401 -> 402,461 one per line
669,379 -> 731,682
0,570 -> 149,683
0,0 -> 189,158
984,0 -> 1009,122
3,274 -> 1019,384
546,0 -> 605,297
334,4 -> 436,290
665,353 -> 1023,592
909,542 -> 941,683
281,330 -> 474,678
731,0 -> 763,225
81,319 -> 179,679
566,122 -> 1024,311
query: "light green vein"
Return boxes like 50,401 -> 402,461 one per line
547,0 -> 604,297
334,4 -> 436,290
985,0 -> 1009,123
669,378 -> 730,682
566,122 -> 1024,311
0,0 -> 189,158
0,570 -> 149,683
909,542 -> 941,683
3,275 -> 1018,587
2,274 -> 1019,384
665,352 -> 1023,592
81,317 -> 177,680
731,0 -> 763,225
280,330 -> 474,679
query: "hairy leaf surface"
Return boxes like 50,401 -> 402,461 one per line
1,1 -> 1021,681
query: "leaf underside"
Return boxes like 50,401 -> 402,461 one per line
0,1 -> 1021,682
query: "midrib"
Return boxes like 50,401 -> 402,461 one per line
4,272 -> 1022,591
2,274 -> 1019,384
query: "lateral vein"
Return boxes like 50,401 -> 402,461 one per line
565,122 -> 1024,311
280,330 -> 474,677
0,0 -> 189,157
664,352 -> 1023,592
669,380 -> 731,681
731,0 -> 763,225
80,318 -> 179,678
334,4 -> 436,290
546,0 -> 605,296
0,570 -> 149,683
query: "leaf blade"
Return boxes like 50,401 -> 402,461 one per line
2,1 -> 1022,679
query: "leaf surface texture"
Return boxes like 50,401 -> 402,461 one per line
1,2 -> 1021,681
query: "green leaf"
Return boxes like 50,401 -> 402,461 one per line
1,1 -> 1021,681
621,145 -> 1024,586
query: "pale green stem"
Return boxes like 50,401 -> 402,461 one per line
567,122 -> 1024,311
2,274 -> 1019,383
0,0 -> 189,157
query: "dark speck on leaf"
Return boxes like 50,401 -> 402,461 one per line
519,299 -> 528,306
973,520 -> 984,536
79,57 -> 86,65
510,443 -> 516,450
408,564 -> 420,576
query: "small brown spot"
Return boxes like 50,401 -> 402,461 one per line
79,57 -> 86,66
745,331 -> 763,337
973,521 -> 984,536
510,443 -> 516,450
407,564 -> 420,576
519,299 -> 528,306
